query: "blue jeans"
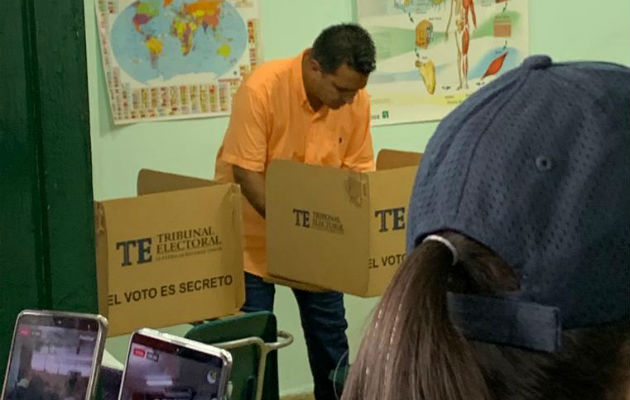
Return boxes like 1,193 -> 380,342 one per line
242,273 -> 349,400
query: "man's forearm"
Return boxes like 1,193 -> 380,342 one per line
233,165 -> 266,218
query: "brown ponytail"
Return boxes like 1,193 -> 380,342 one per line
342,231 -> 629,400
342,232 -> 520,400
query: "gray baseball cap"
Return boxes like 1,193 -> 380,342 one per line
407,55 -> 630,352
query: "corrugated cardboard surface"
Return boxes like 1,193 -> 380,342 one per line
137,169 -> 220,194
366,166 -> 418,296
266,162 -> 370,295
263,275 -> 326,293
96,170 -> 244,336
266,150 -> 422,297
376,149 -> 423,170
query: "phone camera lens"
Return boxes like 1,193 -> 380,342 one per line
207,370 -> 217,384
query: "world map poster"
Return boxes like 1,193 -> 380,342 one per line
357,0 -> 529,125
96,0 -> 262,124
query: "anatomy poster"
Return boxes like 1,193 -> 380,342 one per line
357,0 -> 529,125
96,0 -> 263,124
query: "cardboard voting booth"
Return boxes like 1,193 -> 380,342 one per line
266,150 -> 422,297
95,169 -> 245,336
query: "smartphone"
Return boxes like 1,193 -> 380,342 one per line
1,309 -> 108,400
118,328 -> 232,400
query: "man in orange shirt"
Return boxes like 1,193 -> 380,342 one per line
215,24 -> 376,399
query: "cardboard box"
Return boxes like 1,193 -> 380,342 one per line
266,150 -> 422,297
95,169 -> 245,336
263,274 -> 326,293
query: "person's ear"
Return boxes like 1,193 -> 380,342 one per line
309,57 -> 322,74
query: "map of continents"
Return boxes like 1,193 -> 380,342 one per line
111,0 -> 247,83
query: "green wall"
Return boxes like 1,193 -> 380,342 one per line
83,0 -> 630,394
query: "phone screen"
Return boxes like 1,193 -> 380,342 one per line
119,333 -> 226,400
3,313 -> 100,400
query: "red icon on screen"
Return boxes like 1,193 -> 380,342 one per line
133,347 -> 146,358
18,327 -> 31,337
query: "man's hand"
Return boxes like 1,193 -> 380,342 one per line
233,165 -> 266,218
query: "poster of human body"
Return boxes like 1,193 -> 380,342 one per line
357,0 -> 529,125
96,0 -> 262,124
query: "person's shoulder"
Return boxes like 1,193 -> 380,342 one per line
243,56 -> 295,92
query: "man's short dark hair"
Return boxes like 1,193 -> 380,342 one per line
311,23 -> 376,75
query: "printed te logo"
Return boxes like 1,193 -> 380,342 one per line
292,209 -> 344,234
293,209 -> 310,228
116,238 -> 152,266
374,207 -> 406,232
381,110 -> 390,119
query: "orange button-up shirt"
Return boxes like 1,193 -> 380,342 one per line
215,51 -> 375,277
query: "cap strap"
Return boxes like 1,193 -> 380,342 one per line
448,292 -> 562,352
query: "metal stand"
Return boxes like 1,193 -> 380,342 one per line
212,330 -> 294,400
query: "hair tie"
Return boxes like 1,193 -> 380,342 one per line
422,235 -> 458,266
